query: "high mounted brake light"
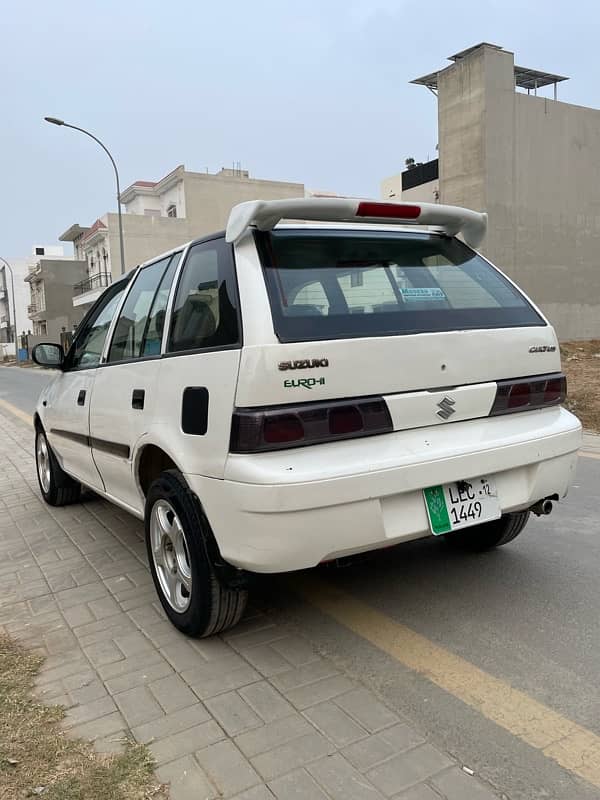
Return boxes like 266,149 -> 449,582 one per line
225,198 -> 487,248
356,202 -> 421,219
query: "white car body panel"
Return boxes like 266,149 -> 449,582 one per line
234,328 -> 560,408
43,371 -> 105,492
153,349 -> 242,478
89,359 -> 161,511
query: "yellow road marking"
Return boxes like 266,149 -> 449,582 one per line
0,397 -> 33,427
293,574 -> 600,788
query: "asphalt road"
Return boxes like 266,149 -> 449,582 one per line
1,364 -> 599,799
0,366 -> 53,414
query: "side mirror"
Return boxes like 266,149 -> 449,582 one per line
32,343 -> 65,369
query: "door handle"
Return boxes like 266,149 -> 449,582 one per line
77,390 -> 86,406
132,389 -> 145,410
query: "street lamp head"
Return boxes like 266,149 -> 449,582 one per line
42,116 -> 126,274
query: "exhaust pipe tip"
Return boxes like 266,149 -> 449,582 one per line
542,499 -> 553,515
531,498 -> 554,516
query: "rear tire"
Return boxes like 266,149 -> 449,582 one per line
35,428 -> 81,506
145,470 -> 247,637
443,510 -> 530,551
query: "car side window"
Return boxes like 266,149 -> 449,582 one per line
67,281 -> 128,370
140,253 -> 181,356
108,256 -> 172,363
168,238 -> 240,353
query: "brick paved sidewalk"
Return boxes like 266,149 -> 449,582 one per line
0,407 -> 500,800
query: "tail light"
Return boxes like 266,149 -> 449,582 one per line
230,396 -> 392,453
490,373 -> 566,416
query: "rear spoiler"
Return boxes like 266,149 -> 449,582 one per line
225,198 -> 487,248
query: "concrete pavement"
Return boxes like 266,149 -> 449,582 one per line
0,404 -> 501,800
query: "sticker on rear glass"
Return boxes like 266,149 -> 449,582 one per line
400,287 -> 446,302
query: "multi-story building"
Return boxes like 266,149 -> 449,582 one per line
61,165 -> 304,307
382,42 -> 600,340
0,266 -> 15,353
1,259 -> 29,352
24,246 -> 87,342
1,247 -> 69,357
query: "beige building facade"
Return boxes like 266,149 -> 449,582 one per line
61,166 -> 304,307
24,251 -> 87,341
384,43 -> 600,340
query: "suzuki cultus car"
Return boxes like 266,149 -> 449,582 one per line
32,198 -> 582,636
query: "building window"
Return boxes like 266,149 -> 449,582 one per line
35,247 -> 45,256
166,203 -> 177,218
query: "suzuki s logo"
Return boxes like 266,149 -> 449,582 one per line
529,345 -> 556,353
437,396 -> 456,420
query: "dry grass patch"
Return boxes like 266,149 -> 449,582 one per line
0,635 -> 168,800
561,340 -> 600,433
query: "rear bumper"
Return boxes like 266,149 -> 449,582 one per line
185,408 -> 582,573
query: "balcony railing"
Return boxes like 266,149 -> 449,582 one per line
27,303 -> 38,316
73,272 -> 112,297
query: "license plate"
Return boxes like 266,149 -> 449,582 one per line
423,477 -> 501,535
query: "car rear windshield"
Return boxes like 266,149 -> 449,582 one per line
258,229 -> 545,342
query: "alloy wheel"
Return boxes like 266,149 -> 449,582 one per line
149,499 -> 193,612
36,434 -> 51,494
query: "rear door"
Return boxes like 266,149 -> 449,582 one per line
154,236 -> 242,478
44,280 -> 128,490
88,253 -> 181,513
236,228 -> 560,427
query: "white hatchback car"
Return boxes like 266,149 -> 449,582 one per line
33,198 -> 582,637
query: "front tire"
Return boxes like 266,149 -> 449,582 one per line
35,428 -> 81,506
443,510 -> 530,551
145,470 -> 247,637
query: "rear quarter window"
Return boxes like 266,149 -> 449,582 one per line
258,230 -> 545,342
167,237 -> 240,353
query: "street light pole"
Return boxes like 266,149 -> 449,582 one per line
0,256 -> 20,364
44,117 -> 126,275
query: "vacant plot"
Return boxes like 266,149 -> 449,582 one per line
0,635 -> 167,800
561,340 -> 600,433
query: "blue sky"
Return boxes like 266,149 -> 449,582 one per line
2,0 -> 598,258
